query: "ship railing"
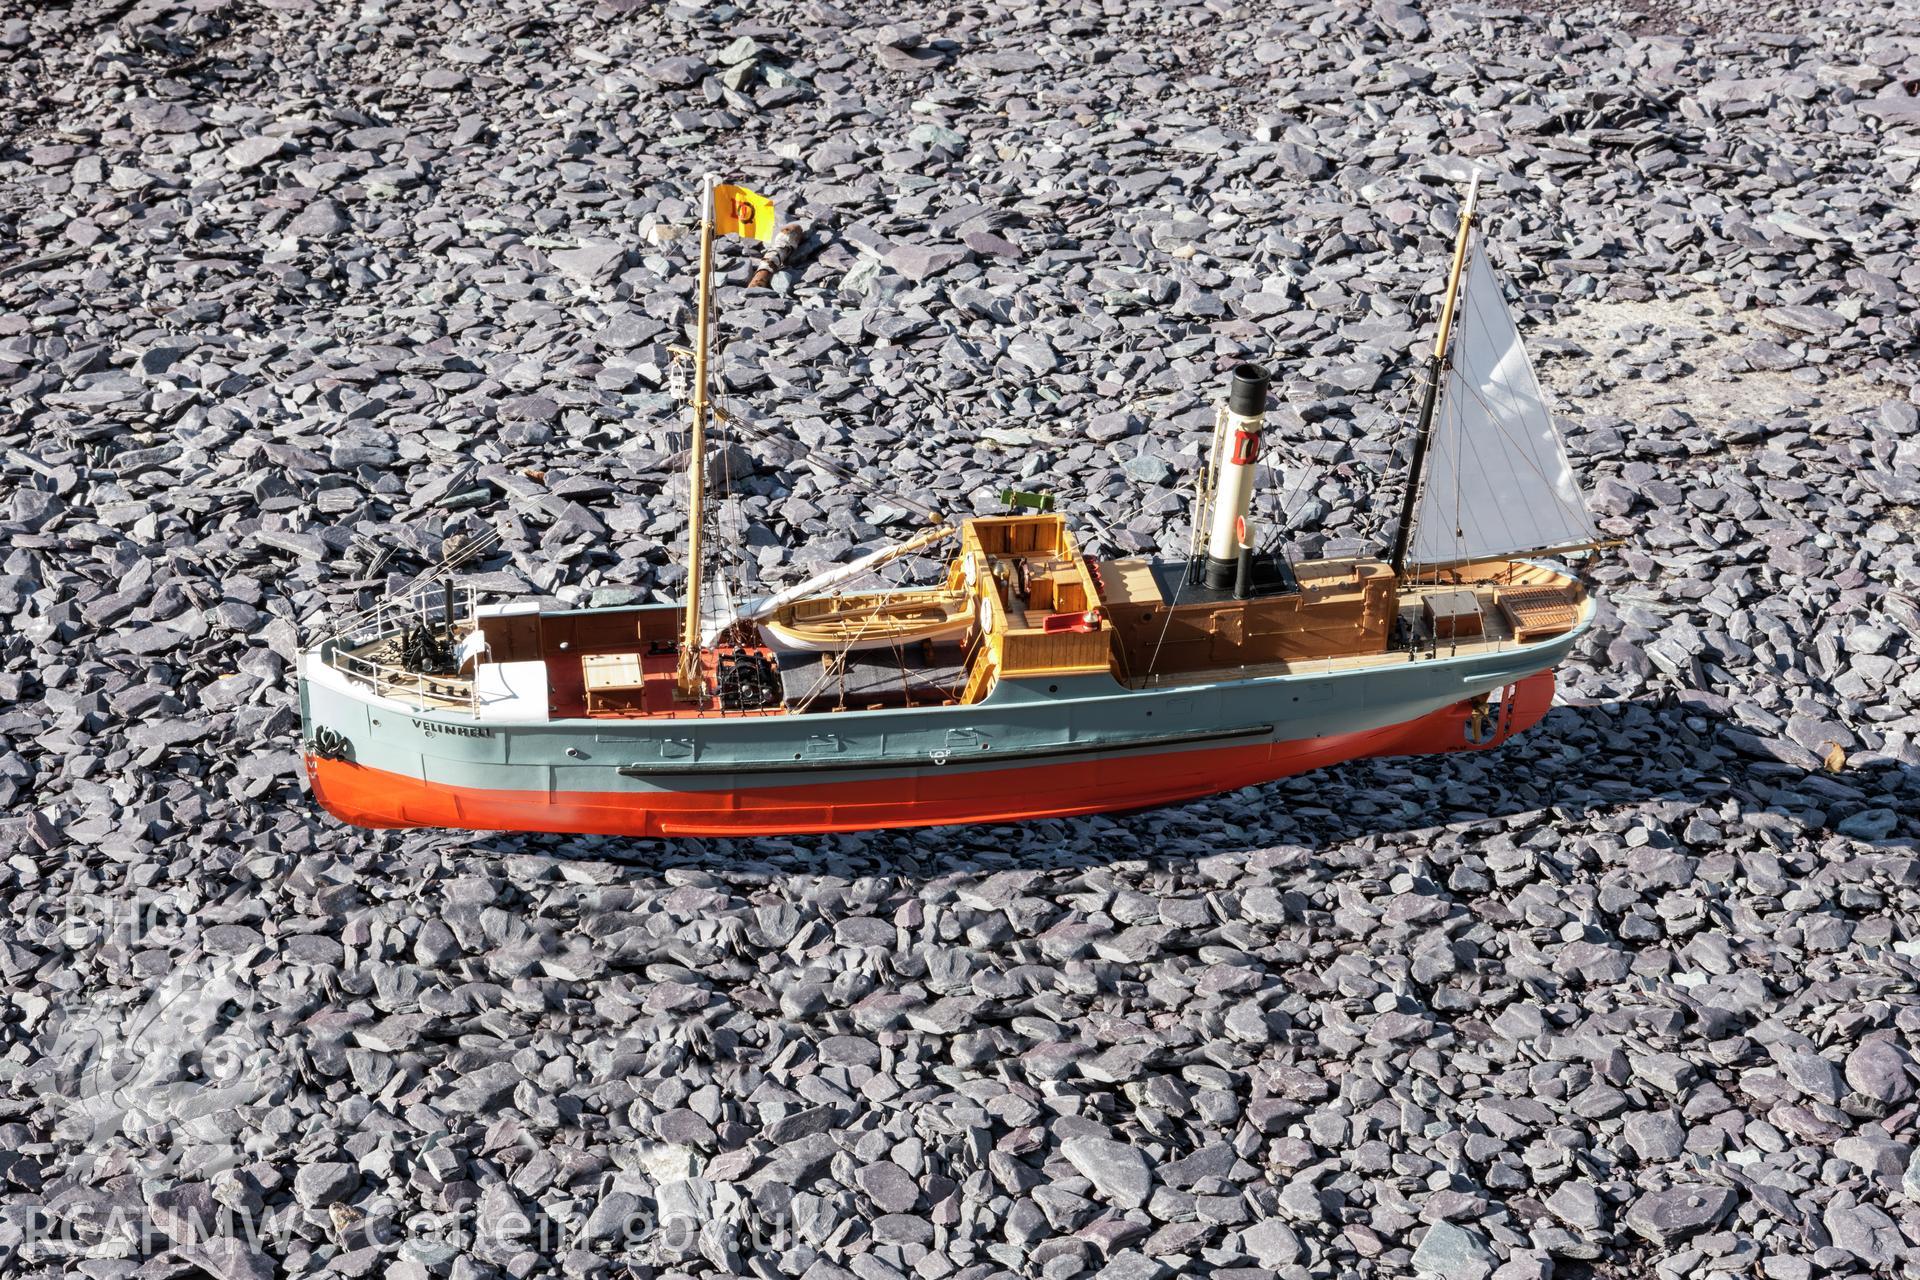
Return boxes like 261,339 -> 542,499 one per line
329,581 -> 480,646
318,584 -> 482,715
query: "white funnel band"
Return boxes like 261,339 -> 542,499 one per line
1206,408 -> 1263,563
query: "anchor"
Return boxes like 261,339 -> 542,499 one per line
306,726 -> 354,762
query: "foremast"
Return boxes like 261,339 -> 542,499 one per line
1389,174 -> 1478,579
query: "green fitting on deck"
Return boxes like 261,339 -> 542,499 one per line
998,488 -> 1056,512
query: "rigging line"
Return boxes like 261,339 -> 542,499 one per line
457,525 -> 504,564
401,523 -> 501,584
1416,389 -> 1458,565
1446,384 -> 1532,562
750,526 -> 955,610
1148,415 -> 1224,680
450,523 -> 502,557
1412,302 -> 1469,584
1437,410 -> 1556,567
868,552 -> 952,701
1459,281 -> 1540,471
789,653 -> 839,716
1191,404 -> 1227,565
1252,370 -> 1375,557
1258,447 -> 1322,556
714,396 -> 755,621
762,434 -> 943,524
1458,400 -> 1526,560
337,526 -> 503,633
1462,287 -> 1561,485
1437,301 -> 1513,561
782,581 -> 920,715
783,553 -> 949,716
870,611 -> 932,706
1369,355 -> 1444,559
1448,395 -> 1468,558
1422,360 -> 1461,560
1144,563 -> 1189,682
1501,278 -> 1601,537
783,608 -> 881,715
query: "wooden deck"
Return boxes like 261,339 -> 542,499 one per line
337,639 -> 788,719
329,549 -> 1589,714
1130,576 -> 1581,689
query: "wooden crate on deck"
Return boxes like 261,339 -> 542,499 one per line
1498,586 -> 1580,641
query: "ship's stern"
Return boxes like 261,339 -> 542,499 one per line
296,647 -> 317,772
297,645 -> 417,830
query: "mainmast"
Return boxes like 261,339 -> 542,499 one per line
676,177 -> 775,699
677,176 -> 719,699
1389,174 -> 1479,578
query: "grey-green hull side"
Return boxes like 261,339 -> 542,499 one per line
299,621 -> 1585,801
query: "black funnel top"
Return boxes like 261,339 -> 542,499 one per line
1228,363 -> 1270,416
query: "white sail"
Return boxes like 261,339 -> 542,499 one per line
1409,238 -> 1597,565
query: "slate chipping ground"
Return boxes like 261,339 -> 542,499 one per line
2,0 -> 1920,1276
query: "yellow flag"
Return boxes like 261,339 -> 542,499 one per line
712,183 -> 775,243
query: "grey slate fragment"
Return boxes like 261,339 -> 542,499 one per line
1845,1040 -> 1914,1105
857,1160 -> 919,1213
3,7 -> 1920,1280
1823,1196 -> 1903,1266
1062,1135 -> 1152,1209
1546,1180 -> 1607,1232
1412,1221 -> 1494,1280
643,56 -> 709,87
288,199 -> 350,237
1779,1050 -> 1844,1103
753,1132 -> 838,1187
549,242 -> 628,288
1094,1253 -> 1170,1280
1623,1111 -> 1687,1161
1239,1218 -> 1302,1267
886,242 -> 969,282
171,1239 -> 274,1280
1624,1186 -> 1737,1244
294,1161 -> 358,1207
583,1189 -> 641,1245
226,136 -> 290,169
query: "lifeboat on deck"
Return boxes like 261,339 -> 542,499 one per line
760,589 -> 972,652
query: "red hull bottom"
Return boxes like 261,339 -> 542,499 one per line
307,673 -> 1555,837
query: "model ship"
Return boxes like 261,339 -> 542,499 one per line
298,176 -> 1605,837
